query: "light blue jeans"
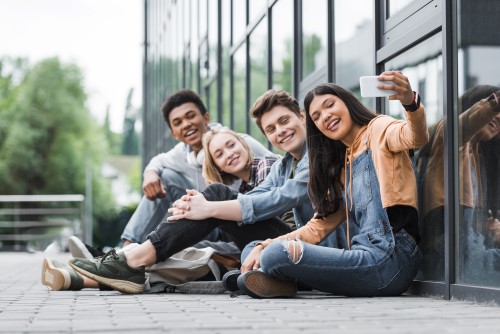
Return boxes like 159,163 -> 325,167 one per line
120,168 -> 226,244
243,150 -> 422,297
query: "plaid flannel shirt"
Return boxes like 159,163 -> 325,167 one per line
239,156 -> 279,194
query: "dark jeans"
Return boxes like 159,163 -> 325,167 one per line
147,183 -> 292,263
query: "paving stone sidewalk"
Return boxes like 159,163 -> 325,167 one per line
1,252 -> 500,334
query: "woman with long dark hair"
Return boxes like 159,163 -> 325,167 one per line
237,71 -> 429,298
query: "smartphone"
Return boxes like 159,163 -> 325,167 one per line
359,76 -> 396,97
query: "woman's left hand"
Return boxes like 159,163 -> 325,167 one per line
240,245 -> 263,273
167,189 -> 212,221
378,71 -> 415,105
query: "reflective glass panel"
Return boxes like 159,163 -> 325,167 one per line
190,0 -> 199,91
456,0 -> 500,287
233,0 -> 247,45
249,0 -> 268,24
221,0 -> 231,127
249,20 -> 268,143
272,0 -> 293,92
233,45 -> 247,133
301,0 -> 327,78
334,0 -> 374,109
208,0 -> 218,76
385,33 -> 444,282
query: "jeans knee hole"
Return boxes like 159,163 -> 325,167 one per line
281,239 -> 304,264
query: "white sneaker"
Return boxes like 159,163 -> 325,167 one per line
68,236 -> 96,260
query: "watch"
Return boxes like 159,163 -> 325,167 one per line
402,92 -> 421,112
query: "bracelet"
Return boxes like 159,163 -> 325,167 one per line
402,92 -> 421,112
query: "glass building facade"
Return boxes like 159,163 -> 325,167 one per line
142,0 -> 500,303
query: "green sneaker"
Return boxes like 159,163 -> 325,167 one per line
69,249 -> 145,294
41,258 -> 83,291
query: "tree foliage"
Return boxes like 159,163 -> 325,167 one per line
0,57 -> 114,217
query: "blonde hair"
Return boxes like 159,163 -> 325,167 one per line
202,127 -> 253,185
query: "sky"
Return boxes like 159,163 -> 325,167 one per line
0,0 -> 143,133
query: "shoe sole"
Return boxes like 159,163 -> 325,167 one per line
237,271 -> 297,298
69,262 -> 143,294
68,236 -> 94,260
41,258 -> 70,291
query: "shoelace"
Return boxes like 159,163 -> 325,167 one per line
97,249 -> 119,263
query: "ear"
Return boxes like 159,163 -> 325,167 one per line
203,112 -> 210,123
299,111 -> 306,125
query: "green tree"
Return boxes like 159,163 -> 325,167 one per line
103,105 -> 122,155
0,57 -> 114,218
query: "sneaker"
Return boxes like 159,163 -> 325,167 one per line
69,249 -> 145,294
222,270 -> 241,292
68,236 -> 105,260
237,270 -> 297,298
41,258 -> 83,291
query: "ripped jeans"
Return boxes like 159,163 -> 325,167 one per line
242,229 -> 421,296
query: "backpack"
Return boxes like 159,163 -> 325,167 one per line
144,246 -> 240,294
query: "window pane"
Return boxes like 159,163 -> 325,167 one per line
301,0 -> 327,78
249,20 -> 268,143
208,0 -> 218,76
272,0 -> 293,92
233,45 -> 247,133
199,0 -> 207,37
190,0 -> 199,91
334,0 -> 374,109
456,0 -> 500,287
385,33 -> 444,282
208,83 -> 218,121
221,0 -> 231,127
249,0 -> 267,24
232,0 -> 247,45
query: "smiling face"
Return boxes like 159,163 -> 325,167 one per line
476,114 -> 500,142
308,94 -> 361,146
260,105 -> 306,159
168,102 -> 210,153
207,132 -> 251,179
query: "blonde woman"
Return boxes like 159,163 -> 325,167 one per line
202,127 -> 278,193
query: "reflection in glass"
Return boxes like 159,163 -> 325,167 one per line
249,20 -> 269,143
190,0 -> 199,91
249,0 -> 268,24
388,0 -> 414,17
199,40 -> 208,102
208,83 -> 217,122
233,45 -> 247,134
221,0 -> 231,127
272,0 -> 293,92
385,33 -> 444,282
334,0 -> 374,109
208,0 -> 218,77
301,0 -> 327,78
199,0 -> 207,37
456,0 -> 500,287
233,0 -> 247,45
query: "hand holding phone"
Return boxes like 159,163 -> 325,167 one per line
360,76 -> 397,97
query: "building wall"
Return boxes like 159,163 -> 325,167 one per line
143,0 -> 500,302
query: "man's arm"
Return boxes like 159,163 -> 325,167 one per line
237,156 -> 309,224
141,142 -> 187,200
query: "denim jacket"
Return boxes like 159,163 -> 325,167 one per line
237,144 -> 313,227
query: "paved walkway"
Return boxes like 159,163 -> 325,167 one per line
1,252 -> 500,333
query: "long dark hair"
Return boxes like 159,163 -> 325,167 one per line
304,83 -> 377,217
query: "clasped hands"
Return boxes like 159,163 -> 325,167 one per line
167,189 -> 212,221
